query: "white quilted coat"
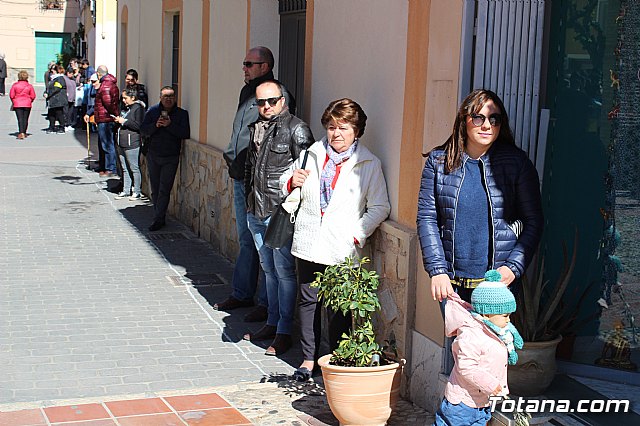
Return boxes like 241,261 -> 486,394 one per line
280,139 -> 390,265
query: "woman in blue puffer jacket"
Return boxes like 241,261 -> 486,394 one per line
417,89 -> 543,303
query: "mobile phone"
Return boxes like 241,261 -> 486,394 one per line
160,110 -> 168,118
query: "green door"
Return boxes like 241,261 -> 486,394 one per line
35,32 -> 72,83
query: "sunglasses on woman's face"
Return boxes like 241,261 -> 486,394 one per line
256,96 -> 282,107
469,113 -> 502,127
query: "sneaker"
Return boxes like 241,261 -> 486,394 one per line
56,128 -> 65,134
129,193 -> 141,201
114,192 -> 129,199
65,126 -> 74,131
45,128 -> 54,134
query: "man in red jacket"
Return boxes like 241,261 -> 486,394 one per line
93,65 -> 119,177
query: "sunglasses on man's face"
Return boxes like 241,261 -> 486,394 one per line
243,61 -> 265,68
256,96 -> 282,107
469,113 -> 502,127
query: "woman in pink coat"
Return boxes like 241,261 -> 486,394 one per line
9,70 -> 37,140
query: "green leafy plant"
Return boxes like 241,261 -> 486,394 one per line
513,230 -> 597,341
312,256 -> 387,367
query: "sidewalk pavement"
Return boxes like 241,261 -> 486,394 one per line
0,91 -> 433,425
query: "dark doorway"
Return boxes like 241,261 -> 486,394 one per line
278,0 -> 306,118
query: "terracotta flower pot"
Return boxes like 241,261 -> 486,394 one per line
507,335 -> 562,396
318,354 -> 405,426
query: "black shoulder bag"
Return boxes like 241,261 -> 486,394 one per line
264,149 -> 309,249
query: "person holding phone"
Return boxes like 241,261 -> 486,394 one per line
140,86 -> 190,231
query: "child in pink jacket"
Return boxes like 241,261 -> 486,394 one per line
435,270 -> 523,426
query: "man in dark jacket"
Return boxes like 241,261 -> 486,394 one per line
214,46 -> 295,321
140,86 -> 190,231
121,69 -> 148,109
242,80 -> 314,356
93,65 -> 120,176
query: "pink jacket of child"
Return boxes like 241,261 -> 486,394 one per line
10,80 -> 36,108
444,293 -> 510,408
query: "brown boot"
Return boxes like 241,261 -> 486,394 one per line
243,324 -> 277,341
265,334 -> 292,356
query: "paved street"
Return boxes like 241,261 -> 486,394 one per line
0,90 -> 431,425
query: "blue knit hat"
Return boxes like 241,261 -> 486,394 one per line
471,270 -> 517,315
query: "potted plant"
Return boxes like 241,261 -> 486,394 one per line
313,256 -> 405,426
509,231 -> 596,396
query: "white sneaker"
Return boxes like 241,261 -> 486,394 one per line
114,192 -> 129,199
129,193 -> 142,201
65,126 -> 74,131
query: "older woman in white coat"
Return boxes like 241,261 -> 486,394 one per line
281,98 -> 390,381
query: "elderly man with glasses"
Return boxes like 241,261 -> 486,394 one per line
215,46 -> 296,324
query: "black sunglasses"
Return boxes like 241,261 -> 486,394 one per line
256,96 -> 282,107
469,113 -> 502,127
243,61 -> 265,68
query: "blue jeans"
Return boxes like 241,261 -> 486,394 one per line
97,122 -> 117,173
117,146 -> 141,195
434,399 -> 491,426
231,179 -> 266,306
247,212 -> 297,335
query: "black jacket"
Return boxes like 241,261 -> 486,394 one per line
245,109 -> 314,219
117,101 -> 146,149
140,103 -> 190,157
46,75 -> 68,109
223,73 -> 297,180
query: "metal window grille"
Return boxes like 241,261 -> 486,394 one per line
460,0 -> 548,180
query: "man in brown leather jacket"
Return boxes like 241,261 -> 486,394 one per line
242,80 -> 314,357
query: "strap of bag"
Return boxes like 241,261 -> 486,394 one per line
300,149 -> 309,169
290,149 -> 310,221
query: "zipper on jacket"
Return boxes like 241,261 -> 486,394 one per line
478,157 -> 496,268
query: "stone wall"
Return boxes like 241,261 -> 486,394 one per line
141,140 -> 239,259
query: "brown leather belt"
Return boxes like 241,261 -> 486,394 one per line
450,277 -> 484,289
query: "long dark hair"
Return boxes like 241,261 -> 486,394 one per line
435,89 -> 515,173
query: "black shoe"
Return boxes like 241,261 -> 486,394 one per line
243,324 -> 277,342
214,296 -> 254,311
244,305 -> 268,322
292,367 -> 314,382
265,334 -> 292,356
148,220 -> 165,231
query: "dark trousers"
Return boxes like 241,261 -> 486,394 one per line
0,77 -> 5,94
296,258 -> 351,362
48,107 -> 65,129
14,107 -> 31,134
65,102 -> 76,127
147,153 -> 180,223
